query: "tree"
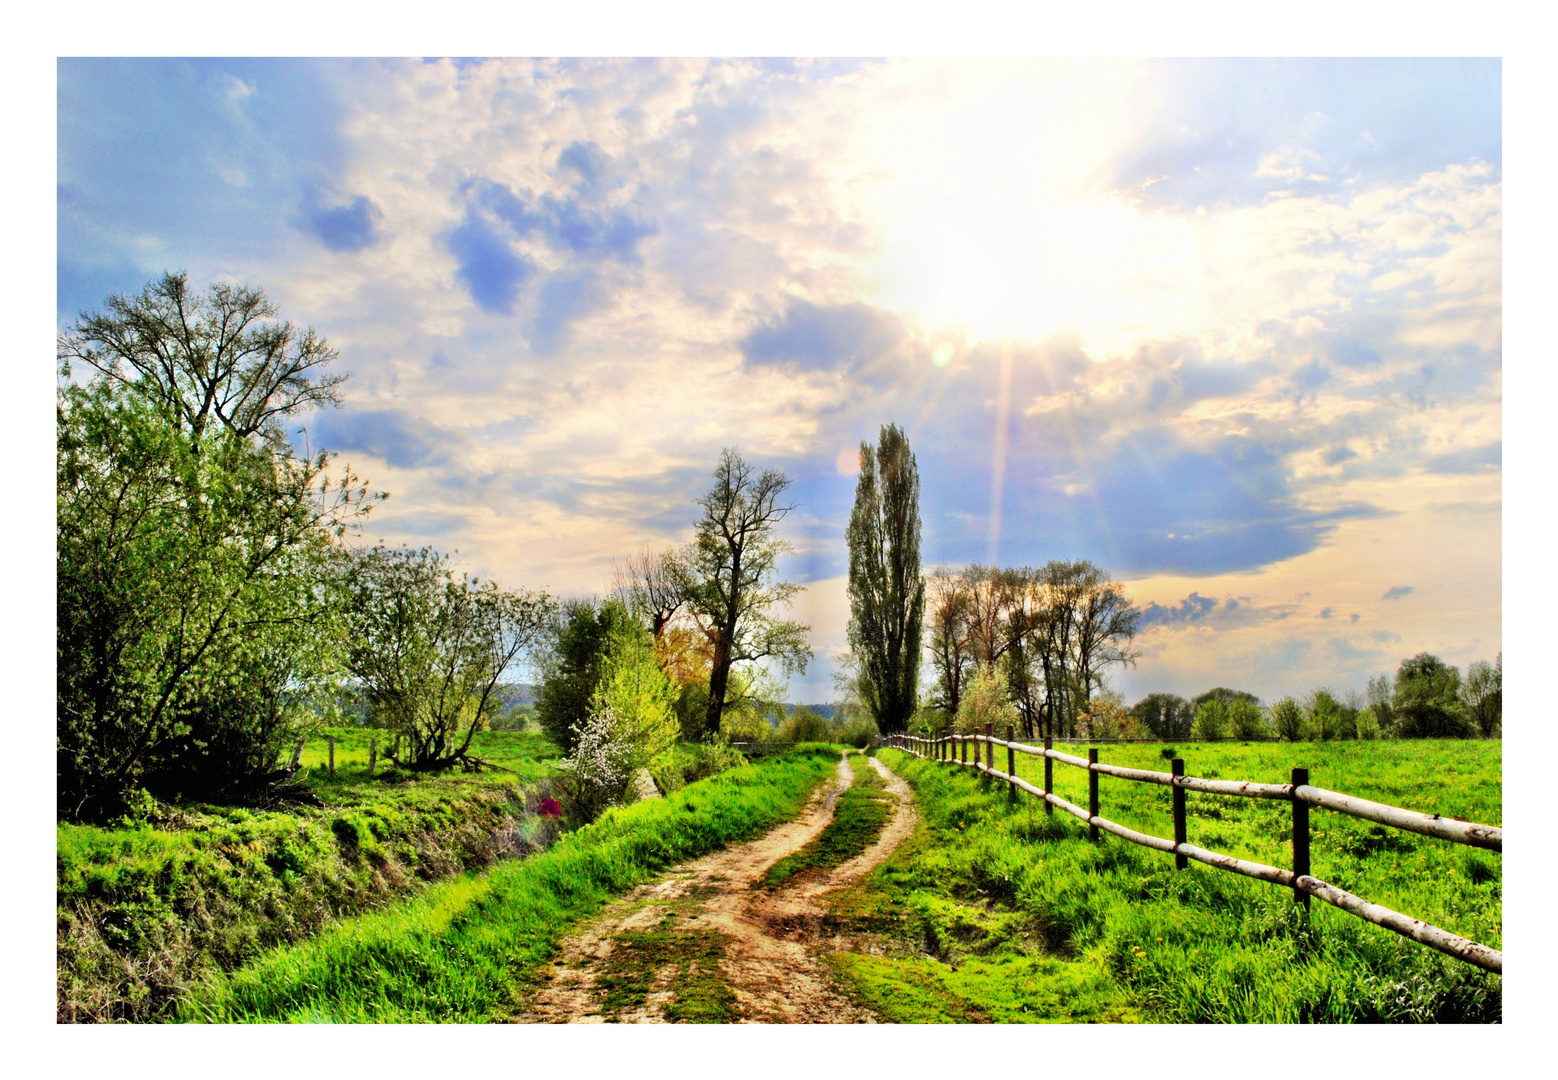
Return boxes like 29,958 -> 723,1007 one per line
1365,673 -> 1396,734
59,271 -> 343,447
955,665 -> 1019,734
535,599 -> 638,752
1130,693 -> 1193,739
1269,696 -> 1306,741
1226,699 -> 1268,740
610,543 -> 692,644
1392,653 -> 1474,738
925,566 -> 975,722
1463,653 -> 1502,737
846,423 -> 926,736
685,449 -> 813,738
1192,699 -> 1227,740
1306,689 -> 1349,740
342,546 -> 553,769
57,276 -> 370,821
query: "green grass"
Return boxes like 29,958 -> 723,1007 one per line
58,730 -> 566,1022
579,911 -> 739,1022
830,743 -> 1500,1023
182,746 -> 841,1022
765,753 -> 893,888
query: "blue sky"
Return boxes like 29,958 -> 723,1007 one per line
57,57 -> 1502,703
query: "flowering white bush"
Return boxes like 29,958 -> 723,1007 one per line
558,705 -> 638,820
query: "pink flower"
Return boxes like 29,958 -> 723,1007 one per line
538,797 -> 563,819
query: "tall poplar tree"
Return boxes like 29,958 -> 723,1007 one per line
846,423 -> 925,734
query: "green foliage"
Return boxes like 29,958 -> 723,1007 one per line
780,706 -> 832,743
855,739 -> 1500,1023
647,741 -> 748,793
342,546 -> 553,769
57,349 -> 371,822
1393,654 -> 1475,738
765,754 -> 892,887
1226,699 -> 1267,740
1270,697 -> 1307,742
1191,699 -> 1227,740
1463,654 -> 1501,737
955,665 -> 1018,734
57,730 -> 566,1022
846,423 -> 925,735
1307,689 -> 1353,741
1355,707 -> 1383,741
1131,693 -> 1193,739
685,449 -> 812,736
838,714 -> 881,749
184,748 -> 840,1021
535,600 -> 637,752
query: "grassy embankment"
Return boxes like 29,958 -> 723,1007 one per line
766,752 -> 893,888
182,745 -> 842,1022
58,729 -> 565,1022
830,741 -> 1500,1023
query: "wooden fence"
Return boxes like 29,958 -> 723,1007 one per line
883,728 -> 1502,975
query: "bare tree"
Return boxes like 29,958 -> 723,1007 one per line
924,566 -> 975,722
59,271 -> 344,447
685,449 -> 812,738
610,543 -> 692,643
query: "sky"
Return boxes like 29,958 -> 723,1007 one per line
56,57 -> 1503,705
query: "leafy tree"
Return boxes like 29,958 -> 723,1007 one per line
1365,673 -> 1396,734
846,423 -> 926,735
1226,698 -> 1268,740
780,706 -> 832,743
535,599 -> 638,752
57,276 -> 370,821
1355,706 -> 1383,740
1130,693 -> 1193,739
1306,689 -> 1350,741
1190,687 -> 1259,714
342,546 -> 553,769
1392,653 -> 1475,738
588,619 -> 679,769
1269,696 -> 1307,741
1192,699 -> 1228,740
1463,653 -> 1502,737
955,665 -> 1019,734
685,449 -> 812,737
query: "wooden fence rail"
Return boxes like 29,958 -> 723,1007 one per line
884,729 -> 1502,975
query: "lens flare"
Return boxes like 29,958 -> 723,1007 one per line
931,342 -> 955,367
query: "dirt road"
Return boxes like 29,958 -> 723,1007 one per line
518,752 -> 916,1023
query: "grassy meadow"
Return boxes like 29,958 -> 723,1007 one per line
184,745 -> 841,1022
58,730 -> 567,1022
834,742 -> 1500,1023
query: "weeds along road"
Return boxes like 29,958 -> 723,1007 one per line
517,752 -> 917,1023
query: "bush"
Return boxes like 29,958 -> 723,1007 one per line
780,706 -> 832,743
535,600 -> 637,753
1355,707 -> 1383,740
838,715 -> 881,749
955,666 -> 1018,734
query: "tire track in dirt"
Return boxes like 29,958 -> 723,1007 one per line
517,752 -> 916,1024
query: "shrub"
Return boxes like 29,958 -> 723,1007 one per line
839,715 -> 881,748
1355,707 -> 1383,740
781,706 -> 832,743
955,666 -> 1018,734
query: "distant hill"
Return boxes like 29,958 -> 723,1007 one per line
786,703 -> 839,721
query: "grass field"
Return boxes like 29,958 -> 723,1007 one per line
58,730 -> 567,1022
183,745 -> 841,1022
835,742 -> 1500,1023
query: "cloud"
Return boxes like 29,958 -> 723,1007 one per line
308,408 -> 450,469
301,192 -> 382,252
1382,585 -> 1414,600
740,300 -> 905,373
445,212 -> 533,314
1426,442 -> 1501,474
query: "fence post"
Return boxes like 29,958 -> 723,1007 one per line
1292,766 -> 1310,909
982,723 -> 992,788
1088,748 -> 1100,842
328,735 -> 336,779
1172,757 -> 1187,870
368,736 -> 377,776
1043,735 -> 1053,815
1006,726 -> 1016,803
